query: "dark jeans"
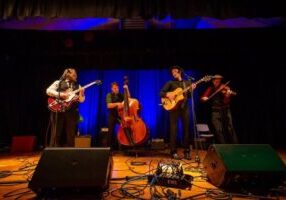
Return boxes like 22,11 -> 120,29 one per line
107,115 -> 120,150
211,108 -> 239,144
169,106 -> 190,153
50,109 -> 79,147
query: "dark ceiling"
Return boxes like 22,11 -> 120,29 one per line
1,0 -> 285,20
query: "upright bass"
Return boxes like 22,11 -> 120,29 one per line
117,76 -> 148,146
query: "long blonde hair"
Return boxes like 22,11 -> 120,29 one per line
61,68 -> 75,80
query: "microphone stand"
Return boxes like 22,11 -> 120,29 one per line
185,73 -> 201,165
50,77 -> 64,147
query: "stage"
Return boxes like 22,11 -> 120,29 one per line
0,147 -> 285,199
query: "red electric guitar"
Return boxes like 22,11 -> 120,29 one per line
47,80 -> 101,112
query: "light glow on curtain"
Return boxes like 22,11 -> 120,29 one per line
78,69 -> 203,143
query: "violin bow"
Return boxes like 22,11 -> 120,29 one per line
206,80 -> 230,101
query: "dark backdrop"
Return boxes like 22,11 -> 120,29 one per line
1,0 -> 285,19
1,28 -> 285,149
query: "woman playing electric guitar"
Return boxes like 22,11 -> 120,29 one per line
46,68 -> 85,147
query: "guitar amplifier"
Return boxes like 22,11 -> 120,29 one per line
75,135 -> 91,148
150,138 -> 165,150
11,136 -> 36,153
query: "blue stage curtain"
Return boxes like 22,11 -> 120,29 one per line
78,69 -> 202,143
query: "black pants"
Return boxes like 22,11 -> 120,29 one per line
169,106 -> 190,153
107,115 -> 120,150
49,109 -> 79,147
211,108 -> 239,144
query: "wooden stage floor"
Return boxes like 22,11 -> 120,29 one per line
0,148 -> 286,199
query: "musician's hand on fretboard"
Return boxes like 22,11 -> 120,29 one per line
79,88 -> 85,96
192,83 -> 197,90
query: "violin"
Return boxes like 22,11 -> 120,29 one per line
204,81 -> 237,102
220,85 -> 237,96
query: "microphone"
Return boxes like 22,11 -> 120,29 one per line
59,69 -> 70,81
59,75 -> 65,81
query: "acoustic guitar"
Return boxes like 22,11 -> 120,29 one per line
161,75 -> 212,111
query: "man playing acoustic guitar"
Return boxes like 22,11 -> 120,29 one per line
160,66 -> 196,160
46,68 -> 85,147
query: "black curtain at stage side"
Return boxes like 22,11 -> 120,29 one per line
1,28 -> 286,149
0,0 -> 285,20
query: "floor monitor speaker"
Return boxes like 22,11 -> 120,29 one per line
203,144 -> 286,189
29,147 -> 112,197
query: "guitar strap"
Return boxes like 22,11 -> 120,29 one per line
70,82 -> 74,90
182,81 -> 186,90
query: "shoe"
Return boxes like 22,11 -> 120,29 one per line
184,151 -> 191,160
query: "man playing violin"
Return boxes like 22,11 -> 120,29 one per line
46,68 -> 85,147
201,74 -> 239,144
